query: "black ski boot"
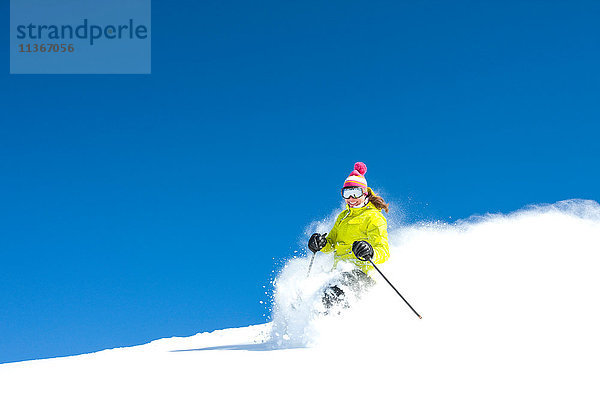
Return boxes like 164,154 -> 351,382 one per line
321,269 -> 375,312
322,285 -> 349,310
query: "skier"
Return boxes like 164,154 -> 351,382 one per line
308,162 -> 390,309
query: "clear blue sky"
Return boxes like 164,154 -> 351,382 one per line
1,0 -> 598,363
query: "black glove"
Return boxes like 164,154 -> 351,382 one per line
308,233 -> 328,253
352,240 -> 374,261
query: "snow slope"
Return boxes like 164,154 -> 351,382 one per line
1,200 -> 599,399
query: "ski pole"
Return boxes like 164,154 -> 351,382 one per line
306,251 -> 316,277
289,251 -> 315,309
367,258 -> 422,319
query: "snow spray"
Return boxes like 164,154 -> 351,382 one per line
270,199 -> 600,361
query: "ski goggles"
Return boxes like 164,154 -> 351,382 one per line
341,187 -> 365,199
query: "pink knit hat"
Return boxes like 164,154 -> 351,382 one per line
343,162 -> 368,189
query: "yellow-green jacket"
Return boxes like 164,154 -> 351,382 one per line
321,201 -> 390,274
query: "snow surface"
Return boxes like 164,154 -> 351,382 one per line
1,199 -> 599,399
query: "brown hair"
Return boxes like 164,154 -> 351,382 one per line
367,187 -> 389,213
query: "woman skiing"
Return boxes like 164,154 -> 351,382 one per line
308,162 -> 390,308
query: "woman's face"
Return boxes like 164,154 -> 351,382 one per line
344,188 -> 367,208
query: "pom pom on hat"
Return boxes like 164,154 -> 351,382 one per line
343,161 -> 368,189
354,162 -> 367,176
